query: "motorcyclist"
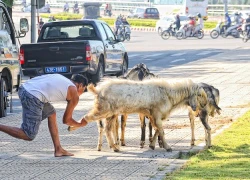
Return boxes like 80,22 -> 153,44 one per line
234,12 -> 243,25
73,1 -> 79,13
193,13 -> 203,34
174,14 -> 181,30
45,1 -> 50,13
221,12 -> 231,34
188,15 -> 196,36
245,14 -> 250,36
64,2 -> 69,12
38,18 -> 44,35
114,15 -> 123,35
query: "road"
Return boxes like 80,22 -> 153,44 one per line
1,14 -> 250,180
10,30 -> 250,114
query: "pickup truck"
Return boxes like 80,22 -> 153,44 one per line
20,19 -> 129,84
0,1 -> 29,117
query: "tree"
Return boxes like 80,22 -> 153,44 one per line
2,0 -> 13,18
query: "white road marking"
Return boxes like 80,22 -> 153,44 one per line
237,54 -> 250,57
129,54 -> 140,58
197,51 -> 213,55
146,53 -> 165,57
171,53 -> 186,57
171,58 -> 186,63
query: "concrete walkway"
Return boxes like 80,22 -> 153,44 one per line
1,47 -> 250,179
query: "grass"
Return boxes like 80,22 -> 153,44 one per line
40,13 -> 217,30
166,110 -> 250,180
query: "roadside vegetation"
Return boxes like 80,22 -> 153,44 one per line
166,110 -> 250,180
40,13 -> 217,30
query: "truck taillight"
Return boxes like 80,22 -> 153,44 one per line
186,7 -> 188,14
19,48 -> 25,65
86,45 -> 92,61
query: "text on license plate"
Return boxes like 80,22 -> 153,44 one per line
45,66 -> 67,73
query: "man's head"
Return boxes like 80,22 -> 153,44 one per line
71,74 -> 88,95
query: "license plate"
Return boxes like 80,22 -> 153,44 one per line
45,66 -> 67,73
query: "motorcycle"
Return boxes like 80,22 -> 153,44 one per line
175,24 -> 204,40
241,23 -> 250,42
222,24 -> 241,38
63,7 -> 69,12
210,22 -> 225,39
73,7 -> 79,14
117,24 -> 131,41
161,23 -> 177,40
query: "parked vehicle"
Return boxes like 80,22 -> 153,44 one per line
176,23 -> 204,40
161,23 -> 177,40
128,7 -> 159,19
156,15 -> 188,35
117,24 -> 131,41
19,20 -> 129,85
0,1 -> 29,117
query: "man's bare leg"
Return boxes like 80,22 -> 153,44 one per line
0,125 -> 31,141
48,112 -> 74,157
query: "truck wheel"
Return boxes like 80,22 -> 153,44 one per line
0,78 -> 7,117
117,55 -> 128,77
91,61 -> 104,85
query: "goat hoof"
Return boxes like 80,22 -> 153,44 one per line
149,137 -> 153,143
149,145 -> 155,150
166,148 -> 172,152
158,140 -> 163,148
97,144 -> 102,151
140,141 -> 145,148
121,143 -> 126,146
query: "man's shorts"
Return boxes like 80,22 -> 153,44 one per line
18,86 -> 56,140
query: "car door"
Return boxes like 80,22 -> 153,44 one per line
102,23 -> 122,73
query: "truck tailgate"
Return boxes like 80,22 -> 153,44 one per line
21,41 -> 88,69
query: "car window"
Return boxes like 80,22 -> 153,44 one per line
96,22 -> 107,41
42,24 -> 97,40
0,7 -> 15,45
102,23 -> 115,41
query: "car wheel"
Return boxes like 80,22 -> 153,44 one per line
0,78 -> 7,118
158,27 -> 162,35
91,60 -> 104,85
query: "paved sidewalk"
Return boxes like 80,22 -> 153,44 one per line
1,49 -> 250,180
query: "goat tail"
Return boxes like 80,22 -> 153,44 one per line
87,83 -> 98,95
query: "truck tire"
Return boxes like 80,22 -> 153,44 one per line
117,55 -> 128,77
0,78 -> 7,117
91,61 -> 104,85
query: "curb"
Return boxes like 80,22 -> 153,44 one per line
130,27 -> 211,34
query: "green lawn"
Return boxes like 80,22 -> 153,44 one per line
166,110 -> 250,180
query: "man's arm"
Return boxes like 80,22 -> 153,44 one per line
63,86 -> 87,127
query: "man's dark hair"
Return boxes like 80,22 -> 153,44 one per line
71,74 -> 88,86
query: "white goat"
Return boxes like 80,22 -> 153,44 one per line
73,78 -> 208,152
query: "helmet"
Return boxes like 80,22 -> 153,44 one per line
197,13 -> 201,18
176,14 -> 179,18
225,12 -> 228,16
234,12 -> 239,15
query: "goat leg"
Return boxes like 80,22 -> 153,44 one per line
139,114 -> 146,148
199,110 -> 212,148
120,114 -> 127,146
188,108 -> 196,146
